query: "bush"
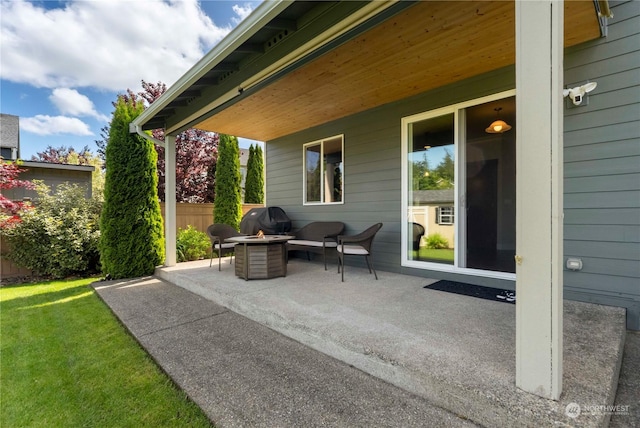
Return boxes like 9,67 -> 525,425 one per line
2,182 -> 102,278
213,134 -> 242,230
244,144 -> 264,204
99,96 -> 165,279
425,233 -> 449,249
176,226 -> 210,262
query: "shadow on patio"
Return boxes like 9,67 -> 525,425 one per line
155,257 -> 625,427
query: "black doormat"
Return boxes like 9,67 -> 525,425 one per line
424,280 -> 515,304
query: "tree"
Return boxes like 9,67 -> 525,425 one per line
0,160 -> 34,228
96,80 -> 218,203
244,144 -> 264,204
156,129 -> 219,203
32,145 -> 105,200
213,134 -> 242,230
99,96 -> 165,279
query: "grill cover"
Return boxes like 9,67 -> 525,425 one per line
240,207 -> 291,235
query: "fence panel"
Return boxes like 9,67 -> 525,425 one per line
160,203 -> 264,234
1,237 -> 33,280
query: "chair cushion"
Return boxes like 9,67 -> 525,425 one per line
288,239 -> 323,247
288,239 -> 337,248
214,243 -> 236,250
337,244 -> 369,255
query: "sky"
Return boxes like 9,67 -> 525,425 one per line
0,0 -> 264,160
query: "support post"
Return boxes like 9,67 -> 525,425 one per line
164,134 -> 177,267
515,0 -> 564,399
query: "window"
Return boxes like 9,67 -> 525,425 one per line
303,135 -> 343,204
437,206 -> 454,225
403,92 -> 517,276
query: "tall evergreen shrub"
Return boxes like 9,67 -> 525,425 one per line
244,144 -> 264,204
213,134 -> 242,230
99,97 -> 165,279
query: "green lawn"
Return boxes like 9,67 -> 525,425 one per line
0,277 -> 212,427
412,248 -> 455,263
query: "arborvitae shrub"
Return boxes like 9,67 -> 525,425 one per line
244,144 -> 264,204
213,134 -> 242,230
99,97 -> 165,279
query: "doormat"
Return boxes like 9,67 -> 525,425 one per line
424,280 -> 515,304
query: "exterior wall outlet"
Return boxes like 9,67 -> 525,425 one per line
566,258 -> 583,271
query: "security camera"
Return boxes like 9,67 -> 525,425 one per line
563,82 -> 597,106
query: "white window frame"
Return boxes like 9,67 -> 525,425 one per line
303,135 -> 344,205
401,90 -> 516,281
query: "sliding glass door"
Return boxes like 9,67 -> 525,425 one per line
403,93 -> 516,277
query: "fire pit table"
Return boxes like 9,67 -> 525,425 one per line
225,235 -> 293,280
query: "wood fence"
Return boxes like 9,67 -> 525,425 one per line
159,203 -> 264,234
0,237 -> 32,280
1,203 -> 264,280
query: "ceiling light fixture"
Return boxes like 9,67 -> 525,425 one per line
485,107 -> 512,134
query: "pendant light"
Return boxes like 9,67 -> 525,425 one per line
485,107 -> 512,134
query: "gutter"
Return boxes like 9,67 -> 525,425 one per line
130,0 -> 291,133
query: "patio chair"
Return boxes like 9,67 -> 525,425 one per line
412,222 -> 425,251
337,223 -> 383,282
207,224 -> 243,271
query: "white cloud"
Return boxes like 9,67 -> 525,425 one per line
21,115 -> 94,136
231,4 -> 254,24
0,0 -> 232,92
49,88 -> 110,122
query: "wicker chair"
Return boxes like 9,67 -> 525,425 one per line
411,222 -> 425,251
337,223 -> 383,282
286,221 -> 345,270
207,224 -> 244,271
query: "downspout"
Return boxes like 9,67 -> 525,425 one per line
129,123 -> 165,148
594,0 -> 613,37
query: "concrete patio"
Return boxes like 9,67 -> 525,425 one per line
154,257 -> 627,427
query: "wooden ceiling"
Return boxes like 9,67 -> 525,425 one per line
195,1 -> 601,142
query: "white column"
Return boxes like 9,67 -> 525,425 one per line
515,0 -> 564,399
164,134 -> 177,267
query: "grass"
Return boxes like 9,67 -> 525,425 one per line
412,248 -> 455,263
0,277 -> 212,427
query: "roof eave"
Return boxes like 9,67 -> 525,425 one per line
131,0 -> 291,130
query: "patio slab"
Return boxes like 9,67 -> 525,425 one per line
155,258 -> 627,428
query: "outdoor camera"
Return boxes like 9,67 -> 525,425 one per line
563,82 -> 597,106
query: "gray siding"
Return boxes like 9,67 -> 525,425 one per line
563,0 -> 640,329
266,67 -> 515,283
3,165 -> 93,200
266,1 -> 639,328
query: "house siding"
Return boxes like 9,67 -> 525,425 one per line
266,1 -> 639,329
266,66 -> 516,286
563,0 -> 640,329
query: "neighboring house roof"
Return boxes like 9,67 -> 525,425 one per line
412,189 -> 454,205
19,161 -> 95,173
133,1 -> 602,141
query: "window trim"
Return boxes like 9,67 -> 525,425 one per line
436,206 -> 455,225
302,134 -> 344,205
